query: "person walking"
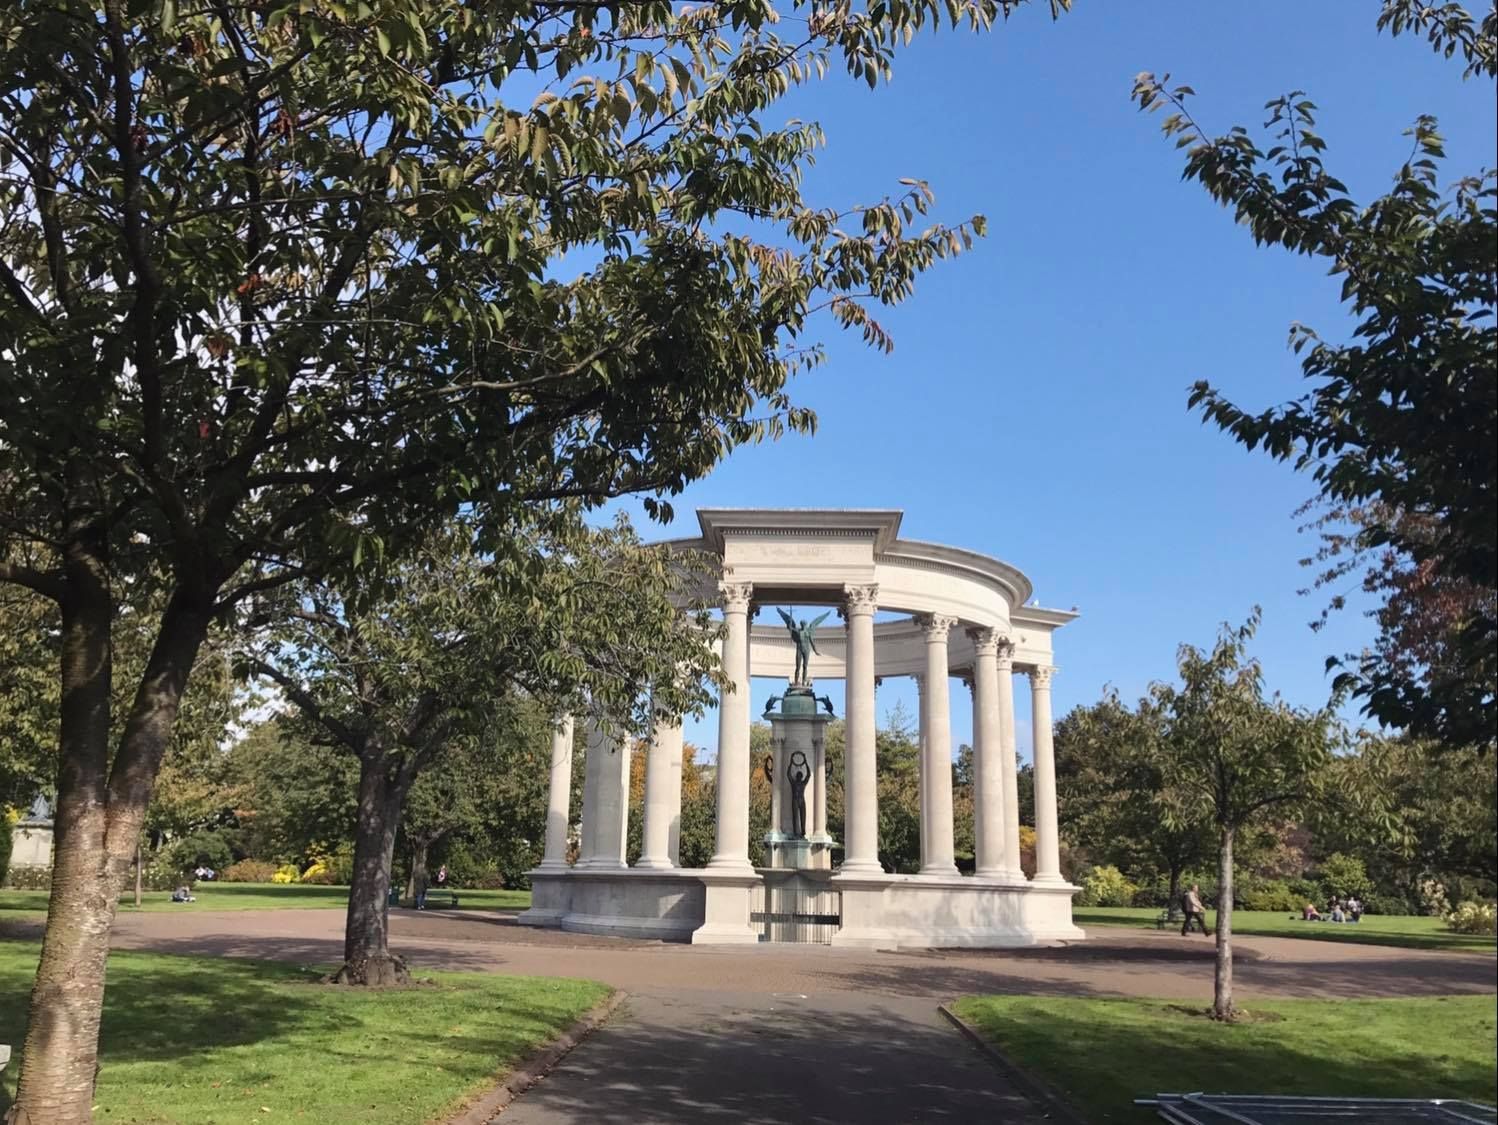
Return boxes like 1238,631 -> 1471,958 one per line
1181,883 -> 1210,936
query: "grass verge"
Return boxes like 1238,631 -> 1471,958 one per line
0,938 -> 603,1124
951,995 -> 1497,1124
1073,906 -> 1495,953
0,882 -> 532,916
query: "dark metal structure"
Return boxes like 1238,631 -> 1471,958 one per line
1139,1094 -> 1497,1124
751,870 -> 842,944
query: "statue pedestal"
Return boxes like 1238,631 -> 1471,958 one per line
766,833 -> 834,870
762,687 -> 834,872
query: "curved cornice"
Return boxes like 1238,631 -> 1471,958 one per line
882,537 -> 1033,608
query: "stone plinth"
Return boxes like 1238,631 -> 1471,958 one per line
763,687 -> 834,871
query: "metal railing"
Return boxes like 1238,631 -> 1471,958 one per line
750,873 -> 842,944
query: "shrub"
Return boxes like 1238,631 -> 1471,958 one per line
1419,878 -> 1450,916
0,810 -> 13,888
1241,880 -> 1302,913
1077,864 -> 1138,907
1314,853 -> 1373,901
299,860 -> 338,884
1362,892 -> 1413,916
271,864 -> 300,884
222,859 -> 279,883
160,830 -> 234,877
1131,884 -> 1171,908
1445,901 -> 1497,936
4,864 -> 51,890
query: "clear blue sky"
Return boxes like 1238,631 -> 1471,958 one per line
609,2 -> 1497,761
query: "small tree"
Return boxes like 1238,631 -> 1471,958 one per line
1152,612 -> 1339,1020
244,515 -> 720,984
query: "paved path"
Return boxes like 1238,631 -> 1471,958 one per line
37,909 -> 1490,1124
93,908 -> 1498,1002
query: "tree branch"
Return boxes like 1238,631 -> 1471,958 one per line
246,656 -> 362,751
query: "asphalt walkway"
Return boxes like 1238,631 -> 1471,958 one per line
21,908 -> 1488,1124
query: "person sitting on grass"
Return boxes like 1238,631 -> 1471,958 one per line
1303,901 -> 1322,921
1331,899 -> 1346,923
171,885 -> 196,903
1347,896 -> 1363,923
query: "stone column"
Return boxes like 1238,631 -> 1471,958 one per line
840,583 -> 881,874
577,715 -> 600,864
709,581 -> 755,871
915,614 -> 958,876
997,641 -> 1023,880
578,716 -> 627,868
667,736 -> 685,866
637,708 -> 682,869
536,715 -> 575,871
912,671 -> 927,871
1030,665 -> 1063,883
812,731 -> 828,838
967,629 -> 1006,879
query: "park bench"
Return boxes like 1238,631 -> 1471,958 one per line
420,888 -> 460,908
1154,908 -> 1184,929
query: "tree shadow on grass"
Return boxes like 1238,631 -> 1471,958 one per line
3,939 -> 604,1121
958,998 -> 1498,1124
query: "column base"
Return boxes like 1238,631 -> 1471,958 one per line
1031,873 -> 1072,887
633,857 -> 675,871
705,855 -> 755,873
974,867 -> 1030,885
918,863 -> 961,877
837,859 -> 883,875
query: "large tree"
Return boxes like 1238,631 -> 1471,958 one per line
0,1 -> 1065,1114
227,717 -> 360,867
1133,2 -> 1497,747
243,515 -> 719,984
398,701 -> 552,900
1313,735 -> 1496,899
1055,691 -> 1214,908
1152,613 -> 1340,1020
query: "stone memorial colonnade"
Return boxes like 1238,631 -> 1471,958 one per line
520,509 -> 1083,948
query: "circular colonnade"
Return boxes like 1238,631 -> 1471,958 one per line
519,509 -> 1084,948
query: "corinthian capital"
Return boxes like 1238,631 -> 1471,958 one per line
842,583 -> 879,616
967,625 -> 1003,657
995,636 -> 1016,672
718,581 -> 754,613
1030,664 -> 1055,688
914,612 -> 957,642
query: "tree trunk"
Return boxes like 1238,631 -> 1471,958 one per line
133,842 -> 142,908
10,584 -> 209,1125
1212,823 -> 1235,1021
331,752 -> 409,986
406,838 -> 431,906
1167,861 -> 1183,915
10,556 -> 114,1125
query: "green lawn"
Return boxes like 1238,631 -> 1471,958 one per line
952,994 -> 1498,1124
0,939 -> 605,1123
1074,906 -> 1497,953
0,882 -> 532,916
